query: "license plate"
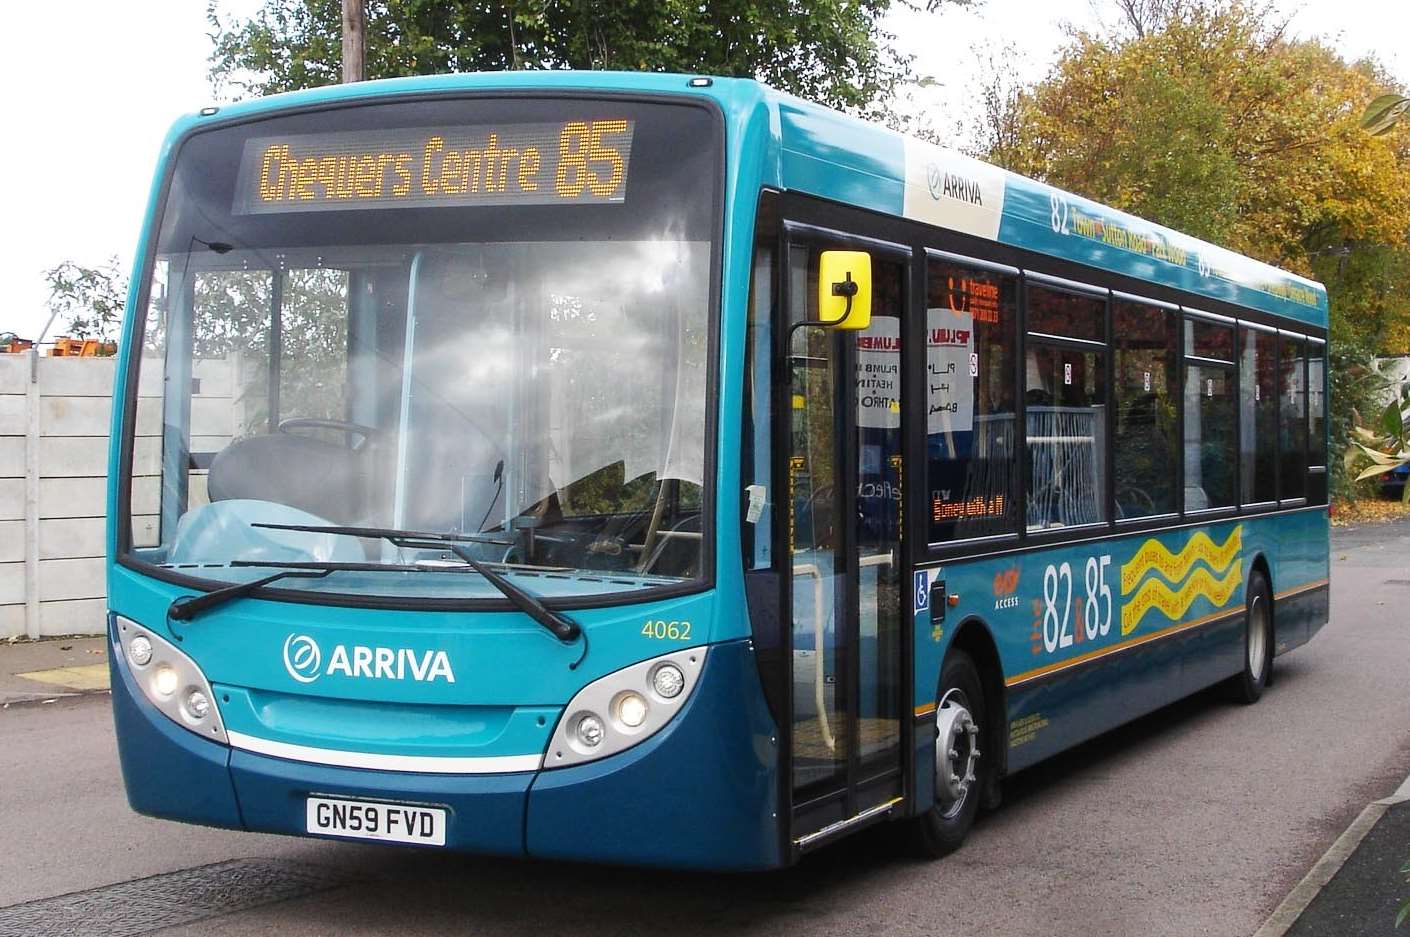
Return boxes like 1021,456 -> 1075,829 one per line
305,796 -> 446,846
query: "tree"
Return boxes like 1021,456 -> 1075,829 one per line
981,0 -> 1410,495
44,258 -> 128,344
207,0 -> 957,114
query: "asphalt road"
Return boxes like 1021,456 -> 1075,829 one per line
3,519 -> 1410,937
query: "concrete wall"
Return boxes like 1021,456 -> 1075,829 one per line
0,354 -> 234,639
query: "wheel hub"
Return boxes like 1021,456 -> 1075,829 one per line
935,697 -> 981,807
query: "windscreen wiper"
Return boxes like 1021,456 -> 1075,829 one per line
169,557 -> 499,623
168,565 -> 338,622
252,523 -> 581,643
252,522 -> 512,547
444,543 -> 580,643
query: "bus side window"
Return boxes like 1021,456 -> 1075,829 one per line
1025,284 -> 1108,530
1113,299 -> 1179,519
743,240 -> 775,569
1307,339 -> 1328,505
1239,325 -> 1278,506
1279,335 -> 1308,502
925,258 -> 1019,541
1183,316 -> 1237,512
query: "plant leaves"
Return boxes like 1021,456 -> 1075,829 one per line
1354,442 -> 1401,465
1362,94 -> 1410,136
1382,398 -> 1405,439
1354,456 -> 1410,482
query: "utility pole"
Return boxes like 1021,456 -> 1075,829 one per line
342,0 -> 365,83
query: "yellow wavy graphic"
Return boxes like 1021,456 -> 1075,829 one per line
1121,561 -> 1243,635
1120,526 -> 1243,595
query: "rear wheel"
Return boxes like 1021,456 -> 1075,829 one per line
1229,571 -> 1272,704
912,650 -> 987,857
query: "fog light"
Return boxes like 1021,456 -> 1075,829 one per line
185,689 -> 210,720
128,635 -> 153,667
576,713 -> 605,747
652,663 -> 685,699
152,665 -> 178,697
616,692 -> 648,728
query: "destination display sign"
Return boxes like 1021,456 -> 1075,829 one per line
233,119 -> 635,214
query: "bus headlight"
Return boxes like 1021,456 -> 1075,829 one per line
615,692 -> 648,728
113,616 -> 227,744
651,663 -> 685,698
547,647 -> 705,768
128,635 -> 153,667
576,713 -> 606,747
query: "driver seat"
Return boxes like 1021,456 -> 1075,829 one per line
207,433 -> 371,525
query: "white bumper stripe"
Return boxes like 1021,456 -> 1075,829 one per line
226,731 -> 543,774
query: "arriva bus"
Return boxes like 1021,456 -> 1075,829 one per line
108,72 -> 1330,868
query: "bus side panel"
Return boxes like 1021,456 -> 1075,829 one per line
1271,508 -> 1331,653
1276,585 -> 1331,653
1004,635 -> 1188,771
919,515 -> 1324,777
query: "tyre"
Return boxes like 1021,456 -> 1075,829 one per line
1228,571 -> 1273,704
912,649 -> 988,858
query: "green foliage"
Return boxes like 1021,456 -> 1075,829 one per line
44,258 -> 129,344
1351,383 -> 1410,502
1327,336 -> 1385,501
207,0 -> 937,114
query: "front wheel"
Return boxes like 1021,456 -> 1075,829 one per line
1228,571 -> 1273,704
912,650 -> 987,857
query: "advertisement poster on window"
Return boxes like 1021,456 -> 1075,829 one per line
928,306 -> 974,434
856,318 -> 901,429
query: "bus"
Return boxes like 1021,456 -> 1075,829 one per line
107,71 -> 1330,868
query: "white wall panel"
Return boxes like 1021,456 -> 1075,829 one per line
0,437 -> 23,477
38,557 -> 105,602
39,598 -> 106,637
39,517 -> 106,561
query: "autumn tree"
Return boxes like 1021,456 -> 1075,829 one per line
206,0 -> 959,114
983,0 -> 1410,493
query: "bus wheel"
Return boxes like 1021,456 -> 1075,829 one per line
1229,571 -> 1273,704
913,650 -> 986,858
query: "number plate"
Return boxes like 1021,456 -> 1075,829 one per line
305,796 -> 446,846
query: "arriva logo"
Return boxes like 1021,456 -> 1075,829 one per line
281,634 -> 455,684
283,634 -> 322,683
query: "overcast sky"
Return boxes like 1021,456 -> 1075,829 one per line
3,0 -> 1406,340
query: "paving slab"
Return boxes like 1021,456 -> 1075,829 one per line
1284,800 -> 1410,936
0,637 -> 109,705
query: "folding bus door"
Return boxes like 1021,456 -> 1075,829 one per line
783,228 -> 908,848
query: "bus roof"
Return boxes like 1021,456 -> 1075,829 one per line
167,71 -> 1327,328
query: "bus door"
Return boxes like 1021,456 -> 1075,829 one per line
783,230 -> 908,847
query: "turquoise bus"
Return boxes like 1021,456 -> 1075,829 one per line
108,72 -> 1329,868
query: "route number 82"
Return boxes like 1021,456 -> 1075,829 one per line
1041,555 -> 1113,653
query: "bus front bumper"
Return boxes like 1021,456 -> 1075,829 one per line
111,637 -> 782,869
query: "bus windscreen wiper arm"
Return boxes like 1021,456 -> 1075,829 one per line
168,566 -> 336,621
252,522 -> 512,547
445,544 -> 581,643
251,523 -> 580,643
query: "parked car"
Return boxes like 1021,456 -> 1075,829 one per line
1380,461 -> 1410,499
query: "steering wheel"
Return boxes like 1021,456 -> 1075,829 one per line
277,418 -> 379,451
